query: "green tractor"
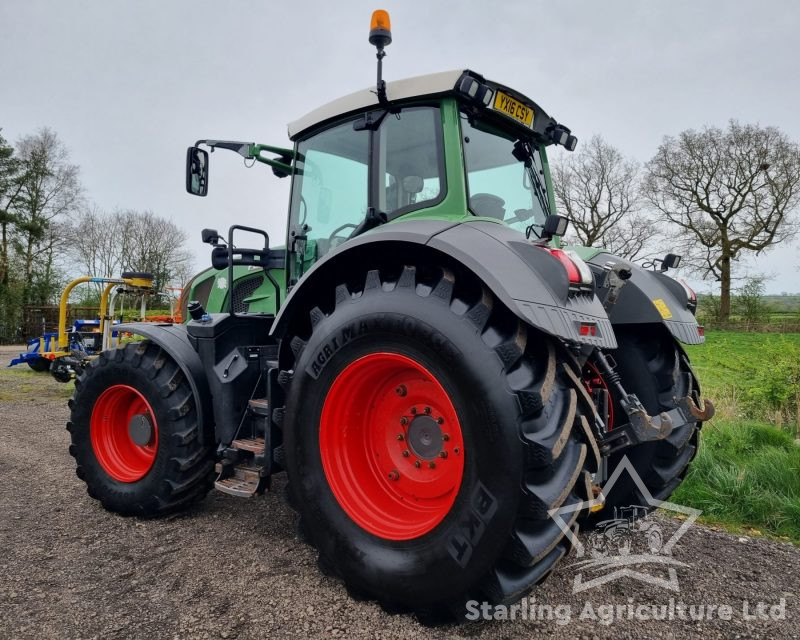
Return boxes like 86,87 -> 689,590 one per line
67,11 -> 713,621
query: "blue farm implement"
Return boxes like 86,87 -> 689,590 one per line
8,272 -> 154,382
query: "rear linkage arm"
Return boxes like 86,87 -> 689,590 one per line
586,262 -> 715,457
590,350 -> 713,457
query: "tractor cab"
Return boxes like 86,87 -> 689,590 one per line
184,23 -> 579,309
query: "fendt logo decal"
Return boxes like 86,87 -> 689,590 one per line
448,482 -> 498,568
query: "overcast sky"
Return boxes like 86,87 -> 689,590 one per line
2,0 -> 799,293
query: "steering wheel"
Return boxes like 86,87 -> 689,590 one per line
327,222 -> 359,248
505,208 -> 536,225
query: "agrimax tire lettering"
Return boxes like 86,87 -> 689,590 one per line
306,315 -> 458,379
447,482 -> 498,568
307,320 -> 368,378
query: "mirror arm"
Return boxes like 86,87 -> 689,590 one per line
250,143 -> 295,177
195,139 -> 252,157
194,140 -> 294,177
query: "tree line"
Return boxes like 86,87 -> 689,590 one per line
0,127 -> 193,342
552,121 -> 800,322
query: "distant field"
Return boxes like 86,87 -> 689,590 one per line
677,331 -> 800,543
684,330 -> 800,399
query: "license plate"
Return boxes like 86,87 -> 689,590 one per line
492,90 -> 534,128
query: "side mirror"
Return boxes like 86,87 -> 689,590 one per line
186,146 -> 209,196
661,253 -> 682,271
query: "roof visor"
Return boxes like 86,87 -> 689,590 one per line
455,72 -> 577,151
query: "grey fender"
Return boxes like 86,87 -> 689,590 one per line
587,252 -> 704,345
271,219 -> 617,349
116,322 -> 214,442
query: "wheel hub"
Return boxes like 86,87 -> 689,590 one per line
319,352 -> 465,540
128,413 -> 154,446
90,384 -> 159,483
407,415 -> 443,459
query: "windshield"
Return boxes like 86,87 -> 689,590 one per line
461,115 -> 551,235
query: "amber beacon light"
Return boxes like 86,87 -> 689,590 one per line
369,10 -> 392,48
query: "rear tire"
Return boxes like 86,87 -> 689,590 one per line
589,326 -> 701,523
67,341 -> 215,516
282,266 -> 600,619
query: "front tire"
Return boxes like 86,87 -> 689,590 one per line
67,341 -> 214,516
282,266 -> 600,619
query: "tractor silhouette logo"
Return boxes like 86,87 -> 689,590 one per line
588,505 -> 665,558
549,456 -> 701,593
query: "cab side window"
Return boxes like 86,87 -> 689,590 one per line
378,107 -> 443,216
289,121 -> 369,264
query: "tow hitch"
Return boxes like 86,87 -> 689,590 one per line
590,349 -> 715,456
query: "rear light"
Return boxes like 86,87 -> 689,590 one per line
697,325 -> 705,337
548,248 -> 593,287
549,248 -> 580,284
678,278 -> 697,304
579,323 -> 598,337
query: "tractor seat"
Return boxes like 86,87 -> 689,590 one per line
469,193 -> 506,220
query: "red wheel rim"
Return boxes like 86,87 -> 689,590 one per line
90,384 -> 159,482
582,361 -> 615,429
319,353 -> 465,540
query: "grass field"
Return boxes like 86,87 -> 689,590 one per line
675,331 -> 800,543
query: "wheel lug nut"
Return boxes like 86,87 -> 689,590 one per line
395,385 -> 407,397
428,461 -> 436,469
437,417 -> 444,425
400,417 -> 408,426
396,434 -> 404,441
439,451 -> 447,459
410,407 -> 417,415
402,450 -> 410,457
442,433 -> 450,441
414,460 -> 421,468
388,470 -> 399,481
424,406 -> 431,414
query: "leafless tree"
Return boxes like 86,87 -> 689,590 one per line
68,207 -> 194,294
0,129 -> 22,288
119,210 -> 194,292
12,128 -> 83,302
643,121 -> 800,321
552,135 -> 657,259
68,206 -> 129,275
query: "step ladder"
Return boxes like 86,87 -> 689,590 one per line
214,364 -> 284,498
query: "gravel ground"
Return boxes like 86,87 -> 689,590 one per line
0,344 -> 798,639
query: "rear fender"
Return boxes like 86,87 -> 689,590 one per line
270,219 -> 617,349
588,253 -> 704,345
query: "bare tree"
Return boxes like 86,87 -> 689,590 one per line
68,205 -> 130,276
119,210 -> 193,292
68,207 -> 193,294
0,130 -> 22,288
552,135 -> 656,259
643,121 -> 800,321
12,128 -> 83,303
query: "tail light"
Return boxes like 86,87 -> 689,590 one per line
548,249 -> 593,287
678,278 -> 698,311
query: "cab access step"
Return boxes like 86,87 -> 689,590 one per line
215,393 -> 280,498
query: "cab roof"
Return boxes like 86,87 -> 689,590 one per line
287,69 -> 575,152
287,69 -> 464,140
